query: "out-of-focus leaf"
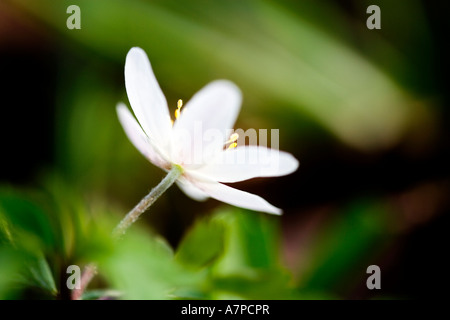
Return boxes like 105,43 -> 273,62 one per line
210,271 -> 298,300
0,192 -> 59,297
0,184 -> 116,298
0,208 -> 58,298
193,208 -> 297,299
82,289 -> 121,300
213,208 -> 282,276
0,190 -> 57,251
0,249 -> 23,299
0,213 -> 14,246
11,0 -> 430,151
175,215 -> 225,269
99,227 -> 202,300
27,254 -> 57,295
41,176 -> 116,263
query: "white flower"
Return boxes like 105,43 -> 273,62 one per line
117,47 -> 299,215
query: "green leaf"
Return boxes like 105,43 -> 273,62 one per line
82,289 -> 121,300
0,248 -> 24,299
0,185 -> 116,298
210,271 -> 298,300
187,208 -> 297,299
27,254 -> 58,295
0,190 -> 57,251
99,227 -> 201,300
175,215 -> 225,269
212,208 -> 282,276
0,213 -> 14,246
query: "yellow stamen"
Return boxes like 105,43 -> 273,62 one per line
226,133 -> 239,144
175,99 -> 183,119
227,142 -> 238,150
224,133 -> 239,149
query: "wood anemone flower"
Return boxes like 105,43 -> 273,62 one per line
117,47 -> 299,215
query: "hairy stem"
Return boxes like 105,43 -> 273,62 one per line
72,166 -> 183,299
112,165 -> 183,238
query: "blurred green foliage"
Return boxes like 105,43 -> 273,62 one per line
0,181 -> 115,299
1,182 -> 396,299
1,182 -> 299,299
12,0 -> 433,151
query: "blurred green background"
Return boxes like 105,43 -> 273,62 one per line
0,0 -> 448,299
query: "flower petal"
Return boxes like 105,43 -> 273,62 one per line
190,146 -> 299,183
171,80 -> 242,166
192,180 -> 282,215
176,178 -> 209,201
116,103 -> 168,168
125,47 -> 172,148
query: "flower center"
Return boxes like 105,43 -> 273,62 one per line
171,99 -> 238,150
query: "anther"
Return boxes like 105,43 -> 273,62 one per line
175,99 -> 183,119
226,133 -> 239,144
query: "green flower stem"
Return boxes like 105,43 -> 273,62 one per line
112,165 -> 183,238
73,166 -> 182,299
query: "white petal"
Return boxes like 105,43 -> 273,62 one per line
176,178 -> 209,201
192,180 -> 282,215
191,146 -> 299,183
170,80 -> 242,166
125,47 -> 172,148
116,103 -> 168,168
